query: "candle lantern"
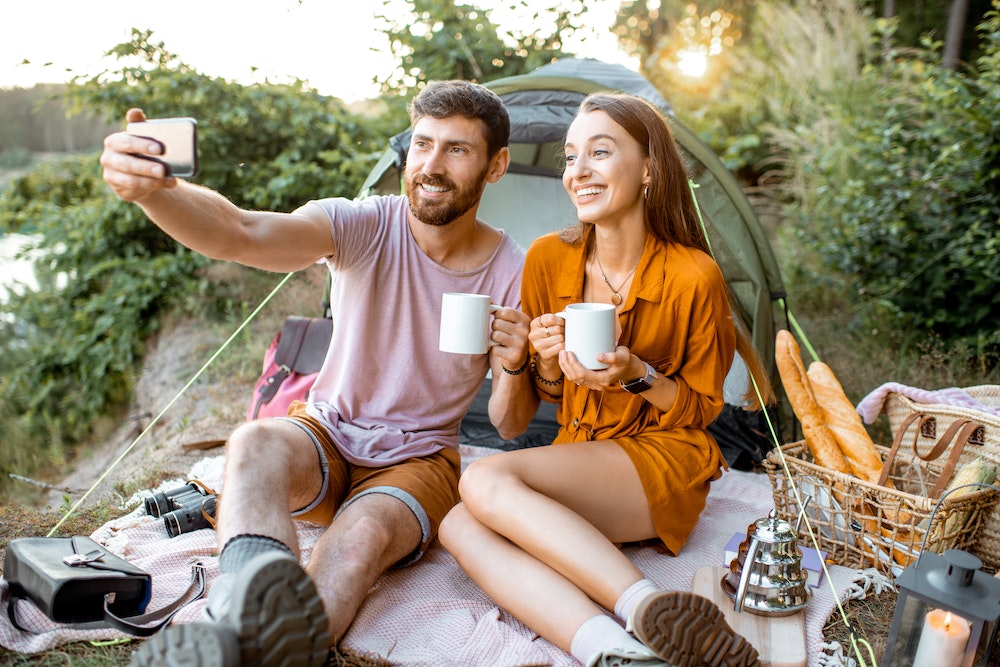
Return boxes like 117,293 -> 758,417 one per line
882,549 -> 1000,667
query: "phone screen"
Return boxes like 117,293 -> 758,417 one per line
126,117 -> 198,178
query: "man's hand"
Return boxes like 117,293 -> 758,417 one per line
490,306 -> 531,373
100,108 -> 178,203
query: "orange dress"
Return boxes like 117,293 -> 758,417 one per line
521,229 -> 736,554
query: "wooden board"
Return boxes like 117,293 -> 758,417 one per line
691,567 -> 807,667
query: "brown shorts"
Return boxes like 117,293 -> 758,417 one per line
280,401 -> 461,564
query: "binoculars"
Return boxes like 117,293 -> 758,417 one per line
144,481 -> 218,538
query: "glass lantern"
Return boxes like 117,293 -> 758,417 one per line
882,549 -> 1000,667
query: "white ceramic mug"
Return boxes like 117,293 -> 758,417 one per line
439,293 -> 502,354
554,302 -> 616,370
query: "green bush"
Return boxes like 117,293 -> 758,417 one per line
807,11 -> 1000,351
0,30 -> 384,483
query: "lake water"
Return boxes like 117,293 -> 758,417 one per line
0,233 -> 40,306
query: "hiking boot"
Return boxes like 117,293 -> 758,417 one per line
130,551 -> 330,667
629,591 -> 761,667
586,645 -> 679,667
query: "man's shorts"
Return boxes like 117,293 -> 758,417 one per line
280,401 -> 461,564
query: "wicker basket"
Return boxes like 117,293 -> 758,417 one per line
883,385 -> 1000,569
764,441 -> 1000,574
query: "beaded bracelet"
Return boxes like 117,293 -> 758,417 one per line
501,354 -> 530,376
529,353 -> 564,387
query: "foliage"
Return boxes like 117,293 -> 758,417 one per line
375,0 -> 585,102
612,1 -> 765,175
0,30 -> 385,483
746,1 -> 1000,354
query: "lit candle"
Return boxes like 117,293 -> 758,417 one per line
912,609 -> 971,667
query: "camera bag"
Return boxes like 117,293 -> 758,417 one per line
247,315 -> 333,420
5,536 -> 205,636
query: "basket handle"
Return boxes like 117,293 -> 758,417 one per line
878,412 -> 983,498
926,420 -> 983,499
877,411 -> 929,486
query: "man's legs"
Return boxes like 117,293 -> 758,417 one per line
306,491 -> 423,643
131,418 -> 331,667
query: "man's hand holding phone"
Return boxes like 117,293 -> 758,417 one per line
101,108 -> 199,203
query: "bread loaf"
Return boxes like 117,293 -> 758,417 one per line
807,361 -> 884,484
776,330 -> 851,475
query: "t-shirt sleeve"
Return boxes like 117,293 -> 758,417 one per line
300,197 -> 387,268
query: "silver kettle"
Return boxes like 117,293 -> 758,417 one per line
721,509 -> 812,616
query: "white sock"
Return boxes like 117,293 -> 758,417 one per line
570,614 -> 647,665
614,578 -> 659,624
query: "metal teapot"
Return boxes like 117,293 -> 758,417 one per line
721,509 -> 812,616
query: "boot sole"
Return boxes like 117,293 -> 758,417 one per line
130,622 -> 241,667
229,552 -> 330,667
632,591 -> 761,667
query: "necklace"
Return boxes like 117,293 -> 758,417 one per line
594,251 -> 638,306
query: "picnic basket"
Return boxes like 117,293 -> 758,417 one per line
763,440 -> 1000,575
882,385 -> 1000,569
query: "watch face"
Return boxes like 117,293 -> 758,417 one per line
621,362 -> 655,393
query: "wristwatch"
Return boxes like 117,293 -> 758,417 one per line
620,360 -> 657,394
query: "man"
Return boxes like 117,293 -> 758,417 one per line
101,81 -> 538,666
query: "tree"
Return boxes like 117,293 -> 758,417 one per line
0,30 -> 386,478
375,0 -> 586,101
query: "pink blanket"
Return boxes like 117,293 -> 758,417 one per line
856,382 -> 1000,424
2,446 -> 856,666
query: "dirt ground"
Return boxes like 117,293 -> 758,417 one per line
45,262 -> 329,509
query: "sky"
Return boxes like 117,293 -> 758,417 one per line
0,0 -> 634,102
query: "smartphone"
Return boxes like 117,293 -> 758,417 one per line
126,117 -> 198,178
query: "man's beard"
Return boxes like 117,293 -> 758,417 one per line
405,167 -> 488,227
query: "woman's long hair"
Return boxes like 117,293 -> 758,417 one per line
563,93 -> 775,409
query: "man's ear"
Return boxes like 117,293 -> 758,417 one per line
487,147 -> 511,183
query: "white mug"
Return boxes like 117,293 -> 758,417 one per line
554,302 -> 616,370
439,292 -> 502,354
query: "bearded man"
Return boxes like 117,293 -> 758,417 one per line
101,81 -> 536,667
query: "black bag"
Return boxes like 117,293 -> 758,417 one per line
5,536 -> 205,636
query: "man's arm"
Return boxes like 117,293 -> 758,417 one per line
101,108 -> 334,272
486,306 -> 540,440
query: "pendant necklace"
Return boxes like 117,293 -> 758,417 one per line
594,250 -> 638,306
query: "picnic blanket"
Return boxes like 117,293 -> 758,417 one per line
2,445 -> 858,665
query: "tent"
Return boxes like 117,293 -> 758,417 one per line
357,59 -> 787,464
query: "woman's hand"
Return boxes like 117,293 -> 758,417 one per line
528,313 -> 565,363
560,345 -> 637,390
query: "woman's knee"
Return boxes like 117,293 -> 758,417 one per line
438,503 -> 477,556
457,457 -> 520,521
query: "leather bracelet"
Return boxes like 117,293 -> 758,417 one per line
529,353 -> 564,387
501,354 -> 530,376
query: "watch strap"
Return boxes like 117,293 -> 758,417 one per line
620,360 -> 656,394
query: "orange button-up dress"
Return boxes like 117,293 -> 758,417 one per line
521,229 -> 737,554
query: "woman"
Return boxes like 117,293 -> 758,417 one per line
438,93 -> 770,667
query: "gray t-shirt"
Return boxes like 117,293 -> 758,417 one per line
302,195 -> 525,466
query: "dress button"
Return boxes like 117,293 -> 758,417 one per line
573,418 -> 580,428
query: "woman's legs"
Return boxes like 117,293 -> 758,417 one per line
439,441 -> 654,652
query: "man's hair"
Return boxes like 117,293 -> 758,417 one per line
408,81 -> 510,158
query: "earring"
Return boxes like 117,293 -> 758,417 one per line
643,184 -> 649,199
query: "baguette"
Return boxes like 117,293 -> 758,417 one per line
807,361 -> 884,484
776,330 -> 851,475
